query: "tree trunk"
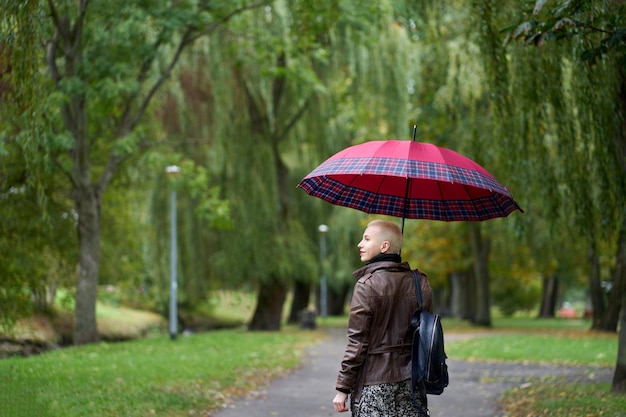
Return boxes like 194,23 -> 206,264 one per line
605,213 -> 625,391
612,287 -> 626,392
240,51 -> 307,331
44,1 -> 101,345
538,275 -> 558,318
288,280 -> 311,324
248,278 -> 288,331
433,278 -> 451,316
604,219 -> 626,331
73,184 -> 102,344
611,72 -> 626,392
327,283 -> 350,316
465,270 -> 477,321
449,272 -> 462,318
588,245 -> 606,330
469,223 -> 491,327
450,270 -> 474,320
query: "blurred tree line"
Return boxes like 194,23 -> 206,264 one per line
1,0 -> 625,390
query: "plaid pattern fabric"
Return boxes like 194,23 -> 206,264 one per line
297,140 -> 522,222
298,176 -> 519,221
305,157 -> 511,196
298,163 -> 521,221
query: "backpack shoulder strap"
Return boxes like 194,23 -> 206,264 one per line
412,269 -> 424,310
410,269 -> 429,414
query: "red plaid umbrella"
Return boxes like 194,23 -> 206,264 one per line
297,139 -> 522,223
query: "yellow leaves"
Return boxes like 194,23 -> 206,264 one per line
401,220 -> 469,284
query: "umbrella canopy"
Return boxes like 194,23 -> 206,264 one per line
297,140 -> 522,222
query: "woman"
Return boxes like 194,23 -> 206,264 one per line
333,219 -> 433,417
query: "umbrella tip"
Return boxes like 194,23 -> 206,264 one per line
412,125 -> 417,141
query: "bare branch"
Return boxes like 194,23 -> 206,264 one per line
97,153 -> 124,194
118,1 -> 267,133
277,97 -> 311,142
46,0 -> 60,30
51,153 -> 77,188
70,0 -> 90,53
575,20 -> 614,35
133,2 -> 269,122
186,2 -> 268,44
122,28 -> 192,135
115,2 -> 269,159
46,30 -> 61,83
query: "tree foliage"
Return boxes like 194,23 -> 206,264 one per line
475,0 -> 626,392
2,2 -> 623,393
1,0 -> 262,343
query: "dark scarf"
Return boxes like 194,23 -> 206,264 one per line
368,253 -> 402,264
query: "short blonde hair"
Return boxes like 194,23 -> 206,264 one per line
367,219 -> 403,254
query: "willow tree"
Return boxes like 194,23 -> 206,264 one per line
502,0 -> 626,331
472,0 -> 626,392
149,2 -> 331,330
1,0 -> 265,344
399,0 -> 524,326
0,145 -> 76,325
149,0 -> 423,330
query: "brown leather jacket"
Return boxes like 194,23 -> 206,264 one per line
335,260 -> 433,404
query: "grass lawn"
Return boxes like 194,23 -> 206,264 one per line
0,327 -> 324,417
447,332 -> 616,365
1,294 -> 623,417
500,382 -> 626,417
439,316 -> 623,417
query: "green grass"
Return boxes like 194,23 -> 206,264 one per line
500,382 -> 626,417
446,333 -> 616,367
491,316 -> 593,331
442,314 -> 617,367
0,327 -> 323,417
320,314 -> 596,332
207,290 -> 257,323
439,317 -> 621,417
2,295 -> 623,417
96,303 -> 166,339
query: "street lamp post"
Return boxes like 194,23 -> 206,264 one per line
318,224 -> 329,319
166,165 -> 181,340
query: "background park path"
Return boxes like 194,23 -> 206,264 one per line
210,328 -> 612,417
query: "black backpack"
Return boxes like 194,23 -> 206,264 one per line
410,270 -> 449,414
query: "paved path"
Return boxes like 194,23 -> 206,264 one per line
210,329 -> 612,417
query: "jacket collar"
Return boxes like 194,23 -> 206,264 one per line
353,260 -> 412,280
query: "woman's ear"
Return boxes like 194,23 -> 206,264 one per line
380,240 -> 390,253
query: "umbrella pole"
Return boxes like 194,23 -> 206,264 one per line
401,125 -> 418,235
402,177 -> 410,235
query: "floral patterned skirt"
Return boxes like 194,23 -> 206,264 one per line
352,379 -> 428,417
